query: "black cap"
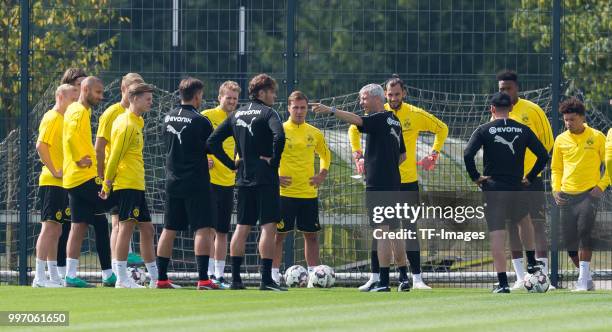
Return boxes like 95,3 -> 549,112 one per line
489,92 -> 512,107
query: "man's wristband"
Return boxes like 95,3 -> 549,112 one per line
330,106 -> 336,114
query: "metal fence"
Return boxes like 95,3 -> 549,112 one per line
1,0 -> 610,288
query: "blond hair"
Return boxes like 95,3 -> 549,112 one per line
55,83 -> 76,97
121,73 -> 144,89
219,80 -> 241,96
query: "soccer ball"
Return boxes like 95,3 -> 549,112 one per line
127,266 -> 148,286
310,265 -> 335,288
524,271 -> 550,293
284,265 -> 309,288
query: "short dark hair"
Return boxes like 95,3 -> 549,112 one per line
248,74 -> 277,100
179,77 -> 204,101
496,70 -> 518,82
559,97 -> 586,116
288,90 -> 308,106
489,92 -> 512,108
384,73 -> 407,92
128,83 -> 154,101
61,68 -> 88,85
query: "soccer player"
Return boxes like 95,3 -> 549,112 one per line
464,92 -> 548,293
207,73 -> 287,291
100,83 -> 157,288
551,97 -> 609,292
95,73 -> 145,279
62,76 -> 112,288
312,83 -> 406,292
32,84 -> 78,288
157,77 -> 217,290
606,128 -> 612,183
272,91 -> 331,284
497,70 -> 555,289
55,68 -> 88,280
349,75 -> 447,291
201,81 -> 241,289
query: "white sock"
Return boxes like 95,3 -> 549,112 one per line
413,273 -> 423,284
35,258 -> 47,281
307,266 -> 315,274
102,269 -> 113,280
370,273 -> 380,282
145,261 -> 158,282
214,259 -> 226,279
512,258 -> 526,281
111,259 -> 118,275
57,266 -> 66,279
579,261 -> 590,282
537,257 -> 549,275
47,261 -> 60,282
208,259 -> 216,277
66,258 -> 78,279
116,261 -> 128,283
272,268 -> 280,283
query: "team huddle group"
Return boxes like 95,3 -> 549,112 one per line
31,68 -> 611,292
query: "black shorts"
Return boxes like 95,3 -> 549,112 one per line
560,191 -> 598,251
164,193 -> 213,231
108,192 -> 119,216
67,178 -> 108,224
277,197 -> 320,233
38,186 -> 69,223
523,177 -> 546,221
112,189 -> 151,223
210,184 -> 234,233
236,185 -> 280,226
481,179 -> 528,232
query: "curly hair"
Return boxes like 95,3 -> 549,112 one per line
248,74 -> 277,100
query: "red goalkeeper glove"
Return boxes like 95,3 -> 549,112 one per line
352,151 -> 365,175
417,151 -> 439,171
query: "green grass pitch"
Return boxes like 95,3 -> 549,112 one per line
1,287 -> 612,331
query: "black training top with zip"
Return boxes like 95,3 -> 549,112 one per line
164,104 -> 214,197
357,111 -> 406,190
463,118 -> 548,185
207,99 -> 286,187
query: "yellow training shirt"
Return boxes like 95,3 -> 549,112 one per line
551,124 -> 609,193
63,102 -> 97,189
96,102 -> 126,164
279,120 -> 331,198
509,98 -> 554,177
606,128 -> 612,184
37,110 -> 64,187
103,111 -> 145,192
348,102 -> 448,183
202,107 -> 236,187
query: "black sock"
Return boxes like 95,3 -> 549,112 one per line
196,255 -> 210,281
407,251 -> 421,274
526,250 -> 537,266
398,266 -> 409,282
231,256 -> 243,283
497,272 -> 508,288
57,222 -> 70,267
379,267 -> 390,287
261,258 -> 273,284
93,214 -> 112,270
371,250 -> 380,274
157,256 -> 170,281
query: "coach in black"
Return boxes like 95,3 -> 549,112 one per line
463,92 -> 548,293
312,83 -> 406,292
208,73 -> 287,291
156,77 -> 218,290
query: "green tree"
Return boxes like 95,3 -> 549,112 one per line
513,0 -> 612,103
0,0 -> 125,135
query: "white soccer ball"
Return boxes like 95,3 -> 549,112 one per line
524,271 -> 550,293
310,265 -> 335,288
284,265 -> 309,288
127,266 -> 148,286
